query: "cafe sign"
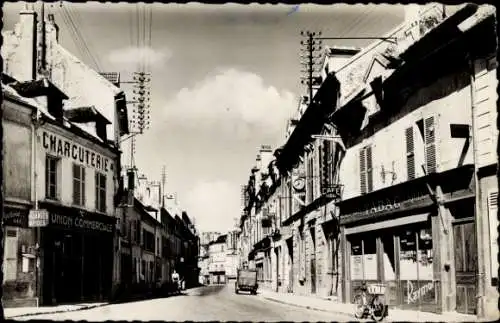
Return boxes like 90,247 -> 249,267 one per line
40,129 -> 113,173
28,209 -> 49,227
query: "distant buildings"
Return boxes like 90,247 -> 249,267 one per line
198,230 -> 240,284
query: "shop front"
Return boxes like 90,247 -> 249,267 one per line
37,201 -> 116,305
339,166 -> 476,314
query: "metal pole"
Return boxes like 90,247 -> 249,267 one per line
468,56 -> 485,318
308,32 -> 313,102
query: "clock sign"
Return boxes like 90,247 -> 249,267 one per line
293,178 -> 305,191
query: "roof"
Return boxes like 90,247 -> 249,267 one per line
10,78 -> 69,100
51,44 -> 122,140
64,106 -> 112,125
99,72 -> 120,86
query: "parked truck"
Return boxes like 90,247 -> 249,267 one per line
234,268 -> 258,295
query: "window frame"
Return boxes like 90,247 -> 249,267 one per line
46,155 -> 60,200
95,171 -> 107,213
72,163 -> 86,206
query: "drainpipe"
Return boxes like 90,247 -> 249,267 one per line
32,110 -> 44,306
467,56 -> 485,318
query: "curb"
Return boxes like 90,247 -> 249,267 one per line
261,295 -> 354,318
6,303 -> 109,319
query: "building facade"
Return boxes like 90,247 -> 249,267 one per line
2,9 -> 129,307
238,3 -> 497,320
208,235 -> 227,284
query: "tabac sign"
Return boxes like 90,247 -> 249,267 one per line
40,129 -> 113,173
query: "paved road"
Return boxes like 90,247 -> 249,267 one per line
14,285 -> 354,321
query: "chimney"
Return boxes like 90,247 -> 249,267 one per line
47,14 -> 59,43
259,145 -> 274,172
17,10 -> 38,81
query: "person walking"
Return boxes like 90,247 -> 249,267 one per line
172,270 -> 180,293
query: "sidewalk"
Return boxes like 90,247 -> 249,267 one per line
258,289 -> 480,322
4,302 -> 108,319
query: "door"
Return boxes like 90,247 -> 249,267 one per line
310,227 -> 317,294
453,221 -> 477,314
310,258 -> 316,294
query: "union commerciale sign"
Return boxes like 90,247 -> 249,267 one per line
28,209 -> 115,234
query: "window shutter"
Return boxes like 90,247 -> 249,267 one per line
95,172 -> 99,211
359,148 -> 367,194
488,190 -> 498,280
424,116 -> 437,174
366,146 -> 373,193
406,127 -> 416,180
81,167 -> 86,205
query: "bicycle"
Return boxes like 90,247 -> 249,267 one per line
353,282 -> 387,321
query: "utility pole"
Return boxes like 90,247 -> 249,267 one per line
131,71 -> 151,135
300,31 -> 323,103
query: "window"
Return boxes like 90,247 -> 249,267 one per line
73,164 -> 86,206
46,156 -> 58,200
307,152 -> 314,203
399,227 -> 433,281
350,235 -> 377,280
95,172 -> 106,213
359,146 -> 373,195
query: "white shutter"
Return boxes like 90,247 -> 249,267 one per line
488,190 -> 498,280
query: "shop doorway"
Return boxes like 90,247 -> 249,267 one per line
453,220 -> 477,314
286,238 -> 293,293
310,227 -> 316,294
52,233 -> 82,304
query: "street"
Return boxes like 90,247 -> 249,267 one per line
13,285 -> 353,321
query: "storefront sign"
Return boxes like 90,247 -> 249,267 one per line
406,280 -> 434,304
3,209 -> 28,227
344,189 -> 430,218
28,209 -> 49,227
41,130 -> 113,173
49,213 -> 114,233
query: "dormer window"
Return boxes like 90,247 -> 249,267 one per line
10,77 -> 68,120
64,106 -> 111,142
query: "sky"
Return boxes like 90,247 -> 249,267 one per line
3,1 -> 405,233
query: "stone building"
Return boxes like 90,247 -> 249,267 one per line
2,9 -> 129,307
238,3 -> 497,320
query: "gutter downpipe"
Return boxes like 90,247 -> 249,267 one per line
32,109 -> 44,307
468,55 -> 485,319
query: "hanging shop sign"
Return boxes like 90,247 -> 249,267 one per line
40,129 -> 113,173
28,209 -> 49,227
3,209 -> 29,227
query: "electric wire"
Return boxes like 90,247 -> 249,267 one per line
59,4 -> 101,71
66,5 -> 102,70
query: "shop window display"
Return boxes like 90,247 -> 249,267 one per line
350,235 -> 377,281
399,227 -> 436,308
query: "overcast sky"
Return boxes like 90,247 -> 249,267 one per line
3,1 -> 405,233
